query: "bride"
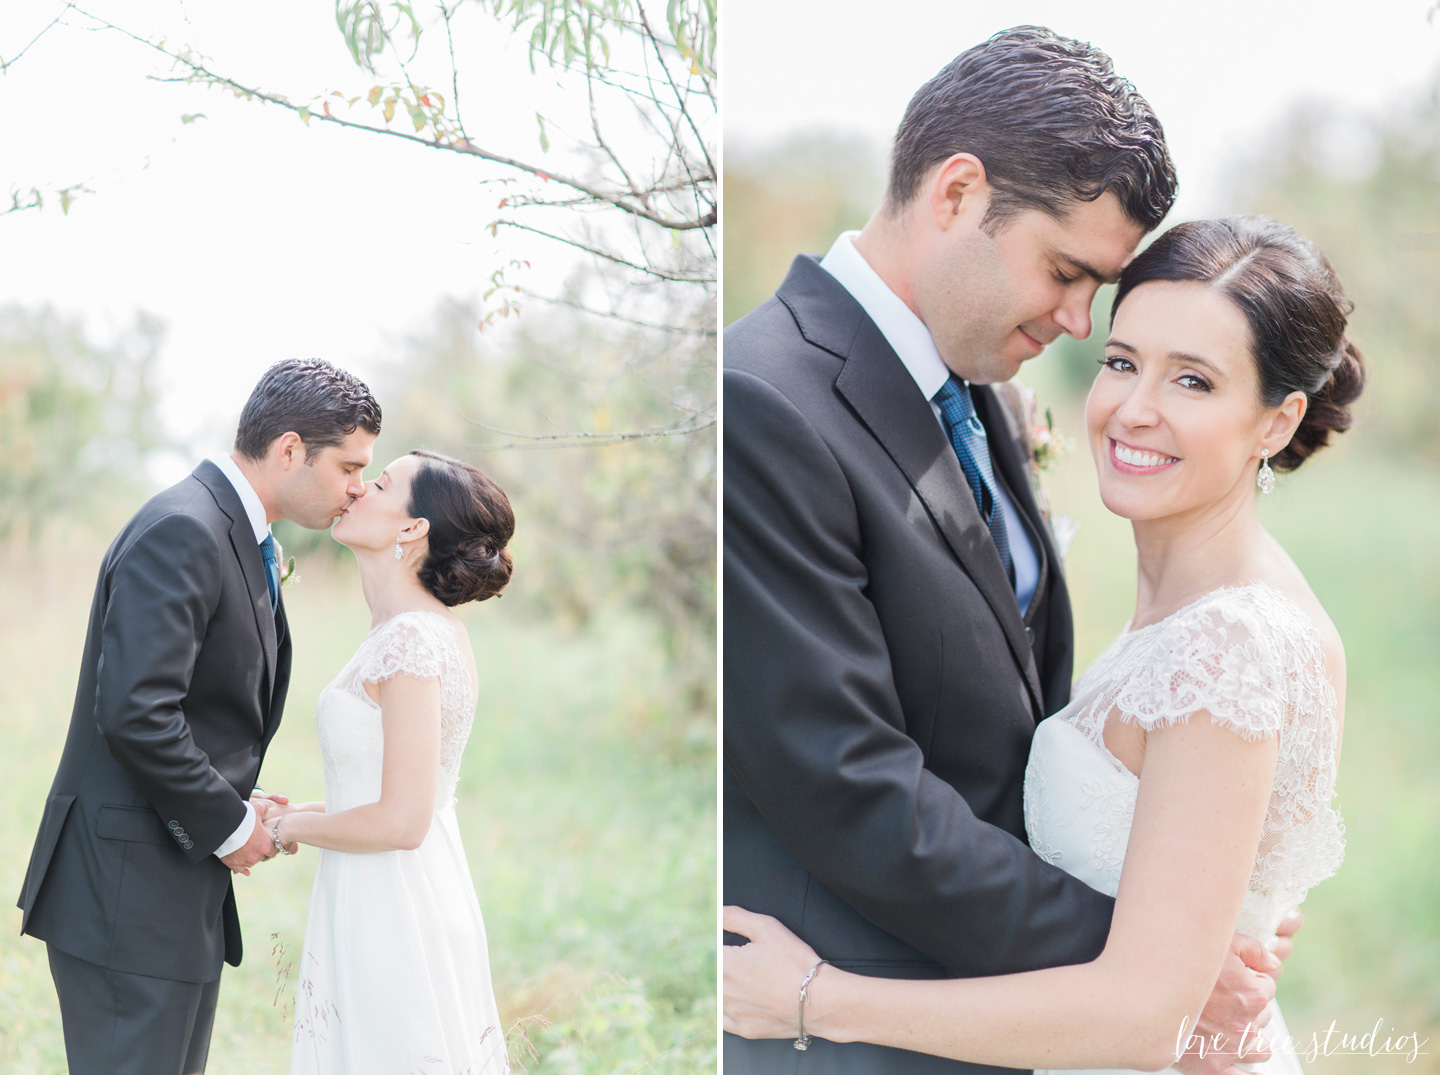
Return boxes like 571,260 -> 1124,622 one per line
264,449 -> 514,1075
723,215 -> 1361,1073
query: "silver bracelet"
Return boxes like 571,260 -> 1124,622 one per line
268,815 -> 293,856
794,959 -> 831,1051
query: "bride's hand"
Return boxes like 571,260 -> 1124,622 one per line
722,906 -> 826,1041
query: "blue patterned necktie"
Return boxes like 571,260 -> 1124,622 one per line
933,376 -> 1015,589
259,533 -> 280,611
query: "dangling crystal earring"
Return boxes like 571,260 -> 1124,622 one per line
394,538 -> 404,560
1256,449 -> 1275,495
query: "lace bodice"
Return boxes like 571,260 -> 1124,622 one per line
1024,583 -> 1345,940
316,611 -> 477,812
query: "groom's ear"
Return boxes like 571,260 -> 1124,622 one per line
269,431 -> 306,471
929,153 -> 989,231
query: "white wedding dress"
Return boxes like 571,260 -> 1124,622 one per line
290,611 -> 510,1075
1024,584 -> 1344,1075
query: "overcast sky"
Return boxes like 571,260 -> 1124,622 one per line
723,0 -> 1440,222
0,1 -> 624,471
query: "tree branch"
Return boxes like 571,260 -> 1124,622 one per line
70,5 -> 712,231
462,411 -> 715,450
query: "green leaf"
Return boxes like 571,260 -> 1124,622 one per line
367,85 -> 383,106
180,113 -> 207,125
383,97 -> 396,123
536,112 -> 549,152
297,106 -> 312,126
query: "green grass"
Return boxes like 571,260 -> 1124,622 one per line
1031,389 -> 1440,1072
0,549 -> 715,1073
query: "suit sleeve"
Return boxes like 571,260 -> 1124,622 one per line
723,368 -> 1113,975
93,512 -> 249,862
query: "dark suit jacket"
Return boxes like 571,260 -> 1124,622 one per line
723,256 -> 1115,1073
16,460 -> 292,983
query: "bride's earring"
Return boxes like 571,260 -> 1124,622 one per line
1256,449 -> 1275,495
394,538 -> 404,560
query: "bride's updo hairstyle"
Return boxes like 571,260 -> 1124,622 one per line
406,450 -> 515,605
1111,215 -> 1366,472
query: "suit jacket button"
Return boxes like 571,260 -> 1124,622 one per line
183,839 -> 193,849
1025,626 -> 1035,644
168,821 -> 180,831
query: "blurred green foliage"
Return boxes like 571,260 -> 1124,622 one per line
0,305 -> 167,542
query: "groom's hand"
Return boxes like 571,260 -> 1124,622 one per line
1173,933 -> 1280,1075
219,815 -> 278,876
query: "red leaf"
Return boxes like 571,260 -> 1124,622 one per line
498,198 -> 508,208
323,101 -> 333,118
536,171 -> 549,181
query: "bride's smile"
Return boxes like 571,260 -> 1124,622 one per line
1086,279 -> 1305,528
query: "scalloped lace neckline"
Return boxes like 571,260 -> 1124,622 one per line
1122,581 -> 1315,640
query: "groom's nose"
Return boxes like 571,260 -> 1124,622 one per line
347,473 -> 368,499
1053,286 -> 1096,341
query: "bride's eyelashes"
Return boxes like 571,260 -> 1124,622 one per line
1098,355 -> 1215,393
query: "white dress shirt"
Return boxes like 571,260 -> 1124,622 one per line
819,231 -> 1040,613
207,453 -> 272,859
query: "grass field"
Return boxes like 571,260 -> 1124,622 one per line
0,547 -> 715,1073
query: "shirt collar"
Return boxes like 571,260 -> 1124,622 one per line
210,453 -> 271,544
819,230 -> 954,401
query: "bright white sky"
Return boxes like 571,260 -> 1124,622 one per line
723,0 -> 1440,221
0,1 -> 647,475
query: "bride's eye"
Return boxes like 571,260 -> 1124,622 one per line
1177,373 -> 1213,392
1099,355 -> 1135,373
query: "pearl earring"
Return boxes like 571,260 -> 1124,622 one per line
394,538 -> 403,560
1256,449 -> 1275,495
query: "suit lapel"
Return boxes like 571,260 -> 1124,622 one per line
194,462 -> 278,711
831,319 -> 1045,715
973,386 -> 1064,600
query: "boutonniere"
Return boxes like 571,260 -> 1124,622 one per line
277,544 -> 298,588
1028,406 -> 1073,475
994,379 -> 1078,558
994,380 -> 1073,480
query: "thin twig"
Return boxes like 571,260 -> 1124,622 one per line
1,2 -> 75,73
516,286 -> 715,335
496,221 -> 716,282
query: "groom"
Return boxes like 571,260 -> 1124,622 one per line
724,26 -> 1288,1075
16,358 -> 381,1074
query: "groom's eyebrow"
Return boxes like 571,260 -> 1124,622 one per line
1054,250 -> 1120,284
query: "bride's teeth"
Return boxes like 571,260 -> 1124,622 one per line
1115,444 -> 1175,467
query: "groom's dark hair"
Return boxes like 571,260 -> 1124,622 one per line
887,25 -> 1177,233
234,358 -> 382,461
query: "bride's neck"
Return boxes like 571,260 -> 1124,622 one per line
353,548 -> 442,627
1129,490 -> 1268,628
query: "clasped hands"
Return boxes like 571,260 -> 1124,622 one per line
219,789 -> 298,875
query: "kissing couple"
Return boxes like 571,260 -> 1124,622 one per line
723,26 -> 1357,1075
18,359 -> 514,1073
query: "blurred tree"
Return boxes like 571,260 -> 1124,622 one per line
723,132 -> 884,325
1225,72 -> 1440,456
367,291 -> 716,721
0,305 -> 168,544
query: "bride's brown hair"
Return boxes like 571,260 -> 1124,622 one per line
406,450 -> 514,605
1111,215 -> 1366,473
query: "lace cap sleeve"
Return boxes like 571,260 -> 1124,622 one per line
354,612 -> 454,686
1114,587 -> 1290,741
